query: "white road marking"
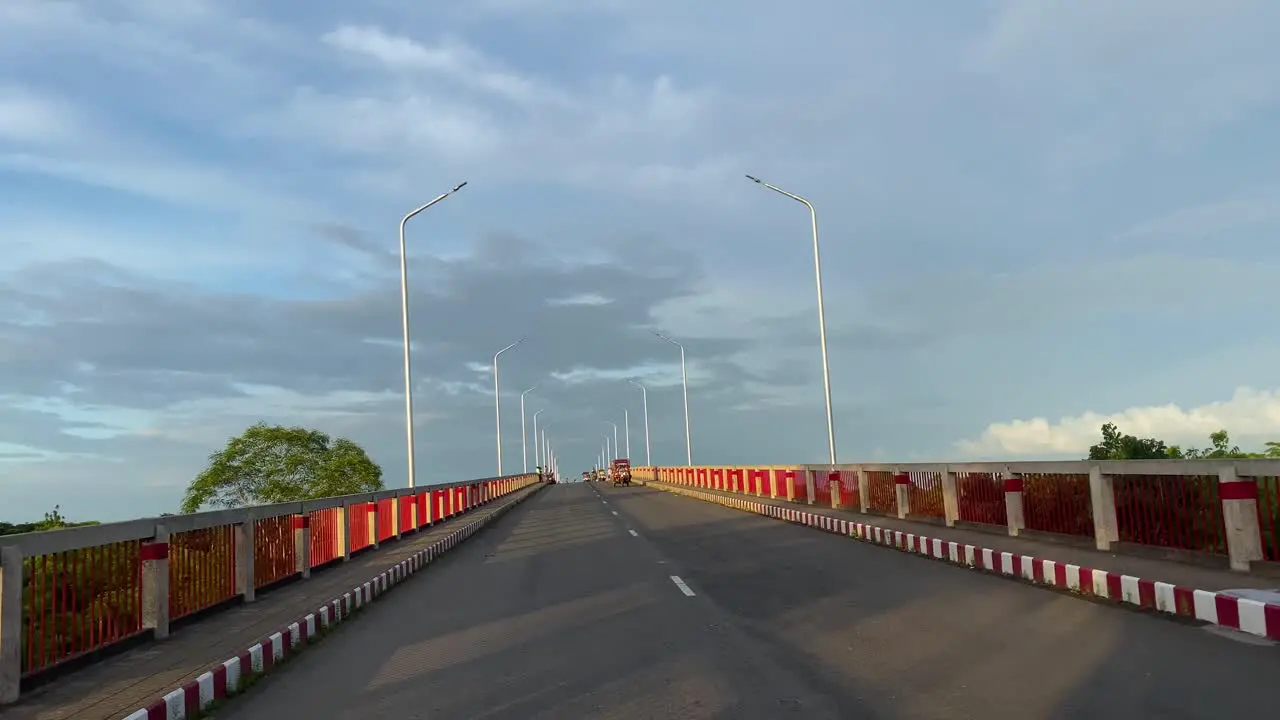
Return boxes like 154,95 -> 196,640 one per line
669,575 -> 696,597
628,529 -> 639,537
611,510 -> 618,516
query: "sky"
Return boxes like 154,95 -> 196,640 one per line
3,0 -> 1280,522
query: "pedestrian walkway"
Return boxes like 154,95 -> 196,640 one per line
4,485 -> 542,720
637,480 -> 1279,595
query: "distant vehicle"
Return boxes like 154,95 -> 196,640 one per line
611,458 -> 631,486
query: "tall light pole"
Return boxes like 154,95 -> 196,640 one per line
398,181 -> 467,487
746,174 -> 836,465
492,337 -> 527,475
532,409 -> 545,468
622,408 -> 631,459
628,380 -> 651,466
541,428 -> 548,471
520,384 -> 539,473
653,331 -> 692,466
605,434 -> 612,464
605,422 -> 618,462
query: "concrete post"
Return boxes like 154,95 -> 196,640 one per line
1003,471 -> 1025,537
894,472 -> 911,519
941,468 -> 959,527
858,470 -> 871,513
392,496 -> 402,540
1088,466 -> 1119,551
141,526 -> 170,640
339,501 -> 351,562
769,469 -> 780,499
804,468 -> 817,505
235,514 -> 256,603
830,472 -> 844,509
368,502 -> 380,549
1219,467 -> 1264,572
293,515 -> 311,580
0,546 -> 22,705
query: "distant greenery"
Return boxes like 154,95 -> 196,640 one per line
0,505 -> 100,537
1088,422 -> 1280,460
181,423 -> 384,513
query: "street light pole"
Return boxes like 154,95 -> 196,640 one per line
628,380 -> 651,466
746,174 -> 837,465
492,337 -> 527,475
520,384 -> 539,473
606,422 -> 618,462
398,181 -> 467,487
653,331 -> 692,466
532,409 -> 545,468
622,408 -> 631,459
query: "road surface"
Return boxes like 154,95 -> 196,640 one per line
215,482 -> 1280,719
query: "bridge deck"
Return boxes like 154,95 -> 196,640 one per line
3,485 -> 540,720
215,483 -> 1279,719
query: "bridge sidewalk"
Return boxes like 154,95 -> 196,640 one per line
638,480 -> 1278,595
4,485 -> 542,720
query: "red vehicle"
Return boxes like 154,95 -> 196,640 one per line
611,458 -> 631,486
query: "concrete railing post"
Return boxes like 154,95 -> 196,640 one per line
0,545 -> 22,705
770,469 -> 780,499
804,468 -> 817,505
894,472 -> 911,519
1088,466 -> 1119,551
1003,471 -> 1025,537
368,501 -> 380,549
1220,467 -> 1264,572
339,501 -> 352,561
392,496 -> 402,540
941,468 -> 959,527
141,526 -> 171,640
858,470 -> 871,513
235,514 -> 257,603
830,472 -> 844,509
293,515 -> 311,579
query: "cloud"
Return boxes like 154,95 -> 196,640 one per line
3,0 -> 1279,524
957,387 -> 1280,457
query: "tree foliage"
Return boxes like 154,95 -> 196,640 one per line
0,505 -> 101,536
1088,422 -> 1280,460
181,423 -> 383,513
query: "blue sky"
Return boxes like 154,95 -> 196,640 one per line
4,0 -> 1280,522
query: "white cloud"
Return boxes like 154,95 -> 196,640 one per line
1115,184 -> 1280,246
547,293 -> 613,306
957,387 -> 1280,457
0,86 -> 84,145
969,0 -> 1280,173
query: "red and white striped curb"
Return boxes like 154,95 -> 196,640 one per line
652,482 -> 1280,642
121,486 -> 540,720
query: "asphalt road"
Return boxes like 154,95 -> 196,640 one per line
215,482 -> 1280,720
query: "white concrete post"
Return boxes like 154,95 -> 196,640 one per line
941,468 -> 959,527
1003,470 -> 1025,537
0,546 -> 22,705
1088,466 -> 1119,551
1219,466 -> 1264,572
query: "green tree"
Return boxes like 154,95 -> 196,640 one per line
1088,422 -> 1178,460
181,423 -> 383,513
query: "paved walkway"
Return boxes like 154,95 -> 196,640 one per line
4,485 -> 542,720
637,480 -> 1279,595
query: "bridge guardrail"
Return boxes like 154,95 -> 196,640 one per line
0,472 -> 540,704
632,461 -> 1279,573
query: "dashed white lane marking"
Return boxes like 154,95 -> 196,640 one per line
669,575 -> 696,597
628,529 -> 639,537
611,510 -> 618,516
